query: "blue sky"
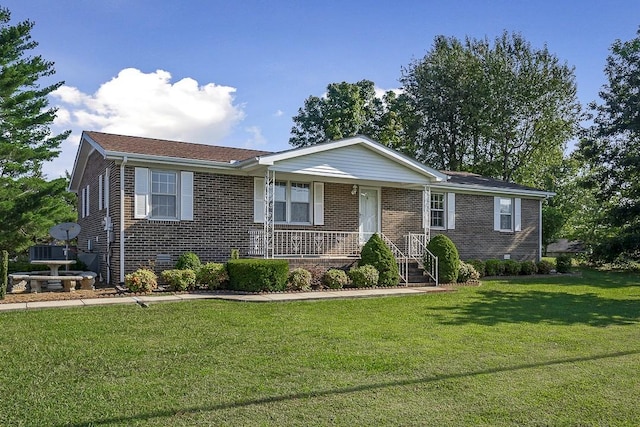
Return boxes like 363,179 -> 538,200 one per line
4,0 -> 640,178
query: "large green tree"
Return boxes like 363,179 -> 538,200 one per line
289,80 -> 411,148
578,28 -> 640,262
0,7 -> 73,255
400,32 -> 580,187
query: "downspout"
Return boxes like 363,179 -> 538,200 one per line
120,157 -> 128,283
105,167 -> 110,284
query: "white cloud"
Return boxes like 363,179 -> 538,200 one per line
274,109 -> 284,117
243,126 -> 267,149
43,68 -> 246,179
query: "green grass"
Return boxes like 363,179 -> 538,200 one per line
1,269 -> 639,426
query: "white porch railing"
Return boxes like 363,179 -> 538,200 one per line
405,232 -> 438,285
248,229 -> 438,286
249,230 -> 361,258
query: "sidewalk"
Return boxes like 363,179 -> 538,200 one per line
0,286 -> 450,312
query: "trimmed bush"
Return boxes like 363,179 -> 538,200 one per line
8,260 -> 49,274
1,250 -> 8,299
360,233 -> 399,287
197,262 -> 228,290
503,260 -> 521,276
306,265 -> 326,290
426,234 -> 460,283
227,259 -> 289,292
458,261 -> 480,283
288,268 -> 312,291
520,260 -> 538,275
484,259 -> 504,276
322,269 -> 349,289
161,269 -> 196,291
125,268 -> 158,293
537,259 -> 553,274
175,252 -> 201,271
348,265 -> 379,288
467,259 -> 486,277
230,248 -> 240,260
556,254 -> 572,273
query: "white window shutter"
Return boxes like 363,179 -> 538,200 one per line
104,170 -> 110,210
134,167 -> 150,219
493,197 -> 501,231
98,174 -> 103,211
447,193 -> 455,230
85,185 -> 90,216
313,182 -> 324,225
81,187 -> 86,218
254,177 -> 265,223
514,198 -> 522,232
180,171 -> 194,221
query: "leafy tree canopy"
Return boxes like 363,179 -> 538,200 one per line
0,7 -> 73,255
577,28 -> 640,262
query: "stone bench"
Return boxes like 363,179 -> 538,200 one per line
9,272 -> 97,293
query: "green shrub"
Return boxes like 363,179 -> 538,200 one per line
1,250 -> 8,299
125,268 -> 158,293
503,260 -> 521,276
322,269 -> 349,289
197,262 -> 228,290
458,261 -> 480,283
484,259 -> 504,276
175,252 -> 201,270
306,265 -> 326,290
536,259 -> 553,274
8,260 -> 49,274
287,268 -> 312,291
348,265 -> 379,288
520,260 -> 538,275
230,248 -> 240,260
467,259 -> 486,277
227,259 -> 289,292
556,254 -> 572,273
426,234 -> 460,283
359,234 -> 399,287
161,269 -> 196,291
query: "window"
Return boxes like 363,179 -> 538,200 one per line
494,197 -> 521,232
273,181 -> 310,223
430,193 -> 445,228
151,171 -> 177,218
135,167 -> 192,220
274,181 -> 287,222
499,198 -> 513,231
291,183 -> 310,222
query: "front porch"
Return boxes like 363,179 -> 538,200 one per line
248,229 -> 438,285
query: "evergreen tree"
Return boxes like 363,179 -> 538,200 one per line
578,28 -> 640,262
0,7 -> 73,255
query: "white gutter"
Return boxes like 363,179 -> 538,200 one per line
430,182 -> 555,199
539,199 -> 543,261
120,157 -> 127,284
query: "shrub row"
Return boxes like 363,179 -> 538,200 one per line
467,258 -> 566,278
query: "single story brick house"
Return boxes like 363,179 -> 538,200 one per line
69,131 -> 553,285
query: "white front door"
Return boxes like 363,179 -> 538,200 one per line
359,187 -> 380,244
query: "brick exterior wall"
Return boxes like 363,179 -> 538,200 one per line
75,151 -> 117,282
78,154 -> 542,283
432,193 -> 540,261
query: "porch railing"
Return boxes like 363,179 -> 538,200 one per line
249,230 -> 361,258
379,234 -> 409,285
405,232 -> 438,285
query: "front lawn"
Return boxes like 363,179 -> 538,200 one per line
1,269 -> 639,426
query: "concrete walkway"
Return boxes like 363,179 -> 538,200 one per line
0,286 -> 450,312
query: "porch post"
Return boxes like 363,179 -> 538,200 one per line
423,185 -> 431,242
263,169 -> 275,258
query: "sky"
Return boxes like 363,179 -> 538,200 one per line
4,0 -> 640,179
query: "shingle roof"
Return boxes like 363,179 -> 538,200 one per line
442,170 -> 544,192
84,131 -> 271,163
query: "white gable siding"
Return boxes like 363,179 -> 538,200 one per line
269,145 -> 431,184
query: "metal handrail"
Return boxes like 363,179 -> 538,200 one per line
379,233 -> 409,285
405,233 -> 438,285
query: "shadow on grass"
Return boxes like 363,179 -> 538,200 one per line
434,289 -> 640,326
64,349 -> 639,427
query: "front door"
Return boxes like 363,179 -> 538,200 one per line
359,187 -> 380,244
